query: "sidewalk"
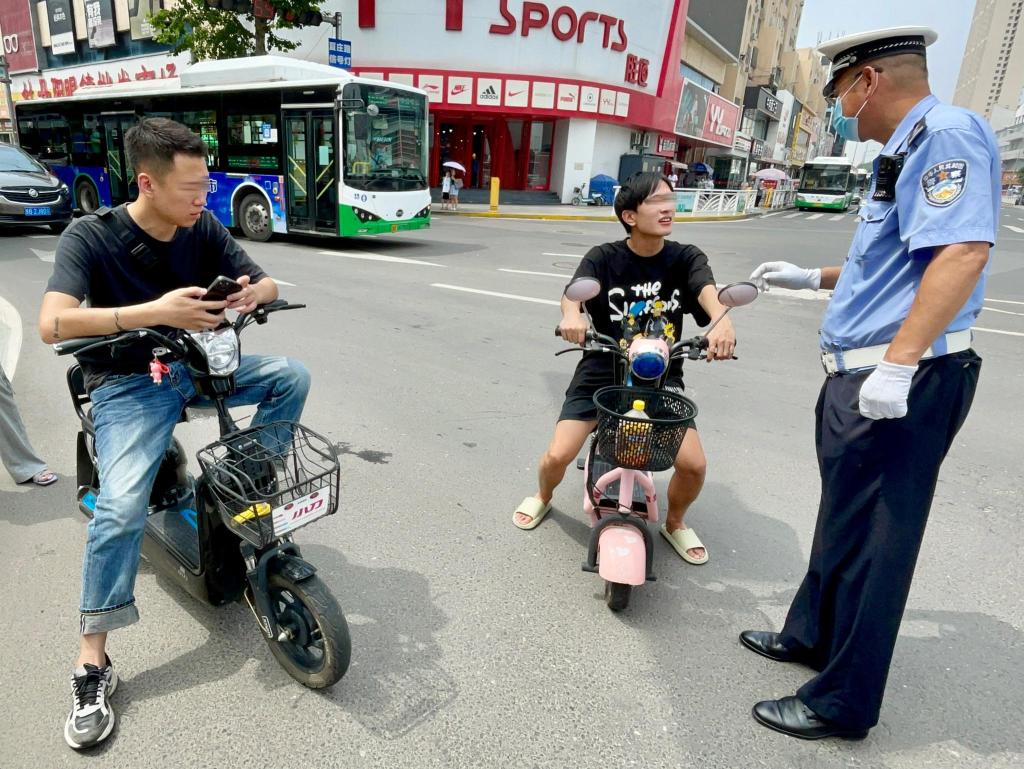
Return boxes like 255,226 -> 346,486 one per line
431,202 -> 754,223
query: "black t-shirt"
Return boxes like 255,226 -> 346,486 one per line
570,239 -> 716,374
46,206 -> 267,392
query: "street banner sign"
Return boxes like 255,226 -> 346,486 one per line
328,38 -> 352,70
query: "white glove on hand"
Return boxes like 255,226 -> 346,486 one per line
749,261 -> 822,292
858,361 -> 918,420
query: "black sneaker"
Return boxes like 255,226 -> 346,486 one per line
64,657 -> 118,750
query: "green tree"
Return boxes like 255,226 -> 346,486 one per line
1017,168 -> 1024,186
151,0 -> 325,61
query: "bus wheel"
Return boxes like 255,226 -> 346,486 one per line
75,179 -> 100,214
238,193 -> 273,242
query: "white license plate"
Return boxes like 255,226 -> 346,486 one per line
271,486 -> 331,536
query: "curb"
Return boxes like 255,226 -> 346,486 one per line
433,211 -> 753,223
0,293 -> 23,379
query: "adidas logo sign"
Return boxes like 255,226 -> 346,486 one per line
480,85 -> 499,101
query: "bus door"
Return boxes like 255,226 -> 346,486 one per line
100,112 -> 138,203
283,107 -> 337,234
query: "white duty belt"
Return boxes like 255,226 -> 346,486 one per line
821,329 -> 973,375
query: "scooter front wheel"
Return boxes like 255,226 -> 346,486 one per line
604,581 -> 632,612
263,572 -> 351,688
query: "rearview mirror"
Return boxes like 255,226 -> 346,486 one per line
564,276 -> 601,303
717,281 -> 759,308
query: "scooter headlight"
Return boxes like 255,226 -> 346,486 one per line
190,327 -> 240,376
630,350 -> 668,380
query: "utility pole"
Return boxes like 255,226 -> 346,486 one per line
334,11 -> 342,39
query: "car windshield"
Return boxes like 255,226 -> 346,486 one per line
0,147 -> 47,173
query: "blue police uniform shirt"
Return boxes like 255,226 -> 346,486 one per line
820,94 -> 1000,359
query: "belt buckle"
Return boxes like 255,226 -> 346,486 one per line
821,351 -> 839,377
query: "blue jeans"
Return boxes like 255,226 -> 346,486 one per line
80,355 -> 310,634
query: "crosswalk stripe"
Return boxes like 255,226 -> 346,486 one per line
830,214 -> 845,221
807,213 -> 824,220
761,212 -> 782,218
1003,224 -> 1024,234
784,213 -> 802,218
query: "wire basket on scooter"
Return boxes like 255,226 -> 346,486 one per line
593,387 -> 697,472
197,421 -> 340,548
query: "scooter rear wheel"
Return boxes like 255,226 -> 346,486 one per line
605,581 -> 632,612
263,572 -> 351,688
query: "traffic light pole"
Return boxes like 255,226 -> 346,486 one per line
334,11 -> 342,38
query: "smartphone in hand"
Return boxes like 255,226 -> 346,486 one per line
204,275 -> 243,303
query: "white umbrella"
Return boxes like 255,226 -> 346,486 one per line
443,161 -> 466,173
753,167 -> 789,181
669,161 -> 688,170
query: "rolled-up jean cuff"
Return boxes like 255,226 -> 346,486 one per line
80,602 -> 140,634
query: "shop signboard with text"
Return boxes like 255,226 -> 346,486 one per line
11,52 -> 188,101
46,0 -> 76,55
85,0 -> 116,48
674,79 -> 740,148
0,0 -> 40,73
291,0 -> 688,132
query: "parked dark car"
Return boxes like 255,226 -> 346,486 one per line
0,144 -> 74,233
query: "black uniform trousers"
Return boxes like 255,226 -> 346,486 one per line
778,349 -> 981,730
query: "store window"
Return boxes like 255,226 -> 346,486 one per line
526,121 -> 553,190
681,64 -> 719,94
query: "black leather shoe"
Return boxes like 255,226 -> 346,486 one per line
752,696 -> 869,740
739,630 -> 806,663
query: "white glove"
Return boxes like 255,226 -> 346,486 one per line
749,261 -> 821,292
858,361 -> 918,420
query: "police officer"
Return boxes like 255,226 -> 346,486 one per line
742,27 -> 999,739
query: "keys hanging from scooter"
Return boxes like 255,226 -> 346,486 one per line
149,348 -> 171,385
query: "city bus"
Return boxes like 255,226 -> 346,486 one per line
795,156 -> 856,211
14,56 -> 431,240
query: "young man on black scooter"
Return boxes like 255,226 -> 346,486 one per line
38,118 -> 310,750
513,172 -> 736,563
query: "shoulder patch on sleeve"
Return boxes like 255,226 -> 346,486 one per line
921,159 -> 968,207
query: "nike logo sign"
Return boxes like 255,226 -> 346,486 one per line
508,89 -> 526,97
451,85 -> 467,95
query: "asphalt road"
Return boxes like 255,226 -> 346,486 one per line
1,206 -> 1022,769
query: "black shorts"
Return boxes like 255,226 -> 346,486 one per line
558,364 -> 696,429
442,191 -> 450,200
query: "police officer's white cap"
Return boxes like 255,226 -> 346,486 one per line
819,26 -> 938,97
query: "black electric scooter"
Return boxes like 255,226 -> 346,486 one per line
55,301 -> 350,688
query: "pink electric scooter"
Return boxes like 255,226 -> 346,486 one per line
556,277 -> 758,611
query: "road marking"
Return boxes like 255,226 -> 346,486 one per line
30,248 -> 55,263
982,306 -> 1024,317
26,234 -> 55,239
317,250 -> 445,267
760,212 -> 782,218
498,268 -> 572,279
431,284 -> 560,306
985,297 -> 1024,306
274,279 -> 297,287
542,252 -> 584,258
784,213 -> 802,218
807,213 -> 824,220
975,326 -> 1024,337
1003,225 -> 1024,234
830,214 -> 845,221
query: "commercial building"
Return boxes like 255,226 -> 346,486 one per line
954,0 -> 1024,129
995,102 -> 1024,190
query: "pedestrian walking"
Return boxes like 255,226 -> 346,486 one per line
0,362 -> 57,486
744,26 -> 999,740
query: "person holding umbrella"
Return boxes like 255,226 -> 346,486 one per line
443,161 -> 466,211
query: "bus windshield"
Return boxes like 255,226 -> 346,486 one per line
343,85 -> 428,192
800,165 -> 852,195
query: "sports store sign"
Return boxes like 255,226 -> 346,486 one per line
327,0 -> 687,131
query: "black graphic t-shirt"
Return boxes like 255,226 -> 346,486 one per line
46,206 -> 267,392
569,239 -> 716,374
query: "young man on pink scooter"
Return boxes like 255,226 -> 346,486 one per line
512,172 -> 736,564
